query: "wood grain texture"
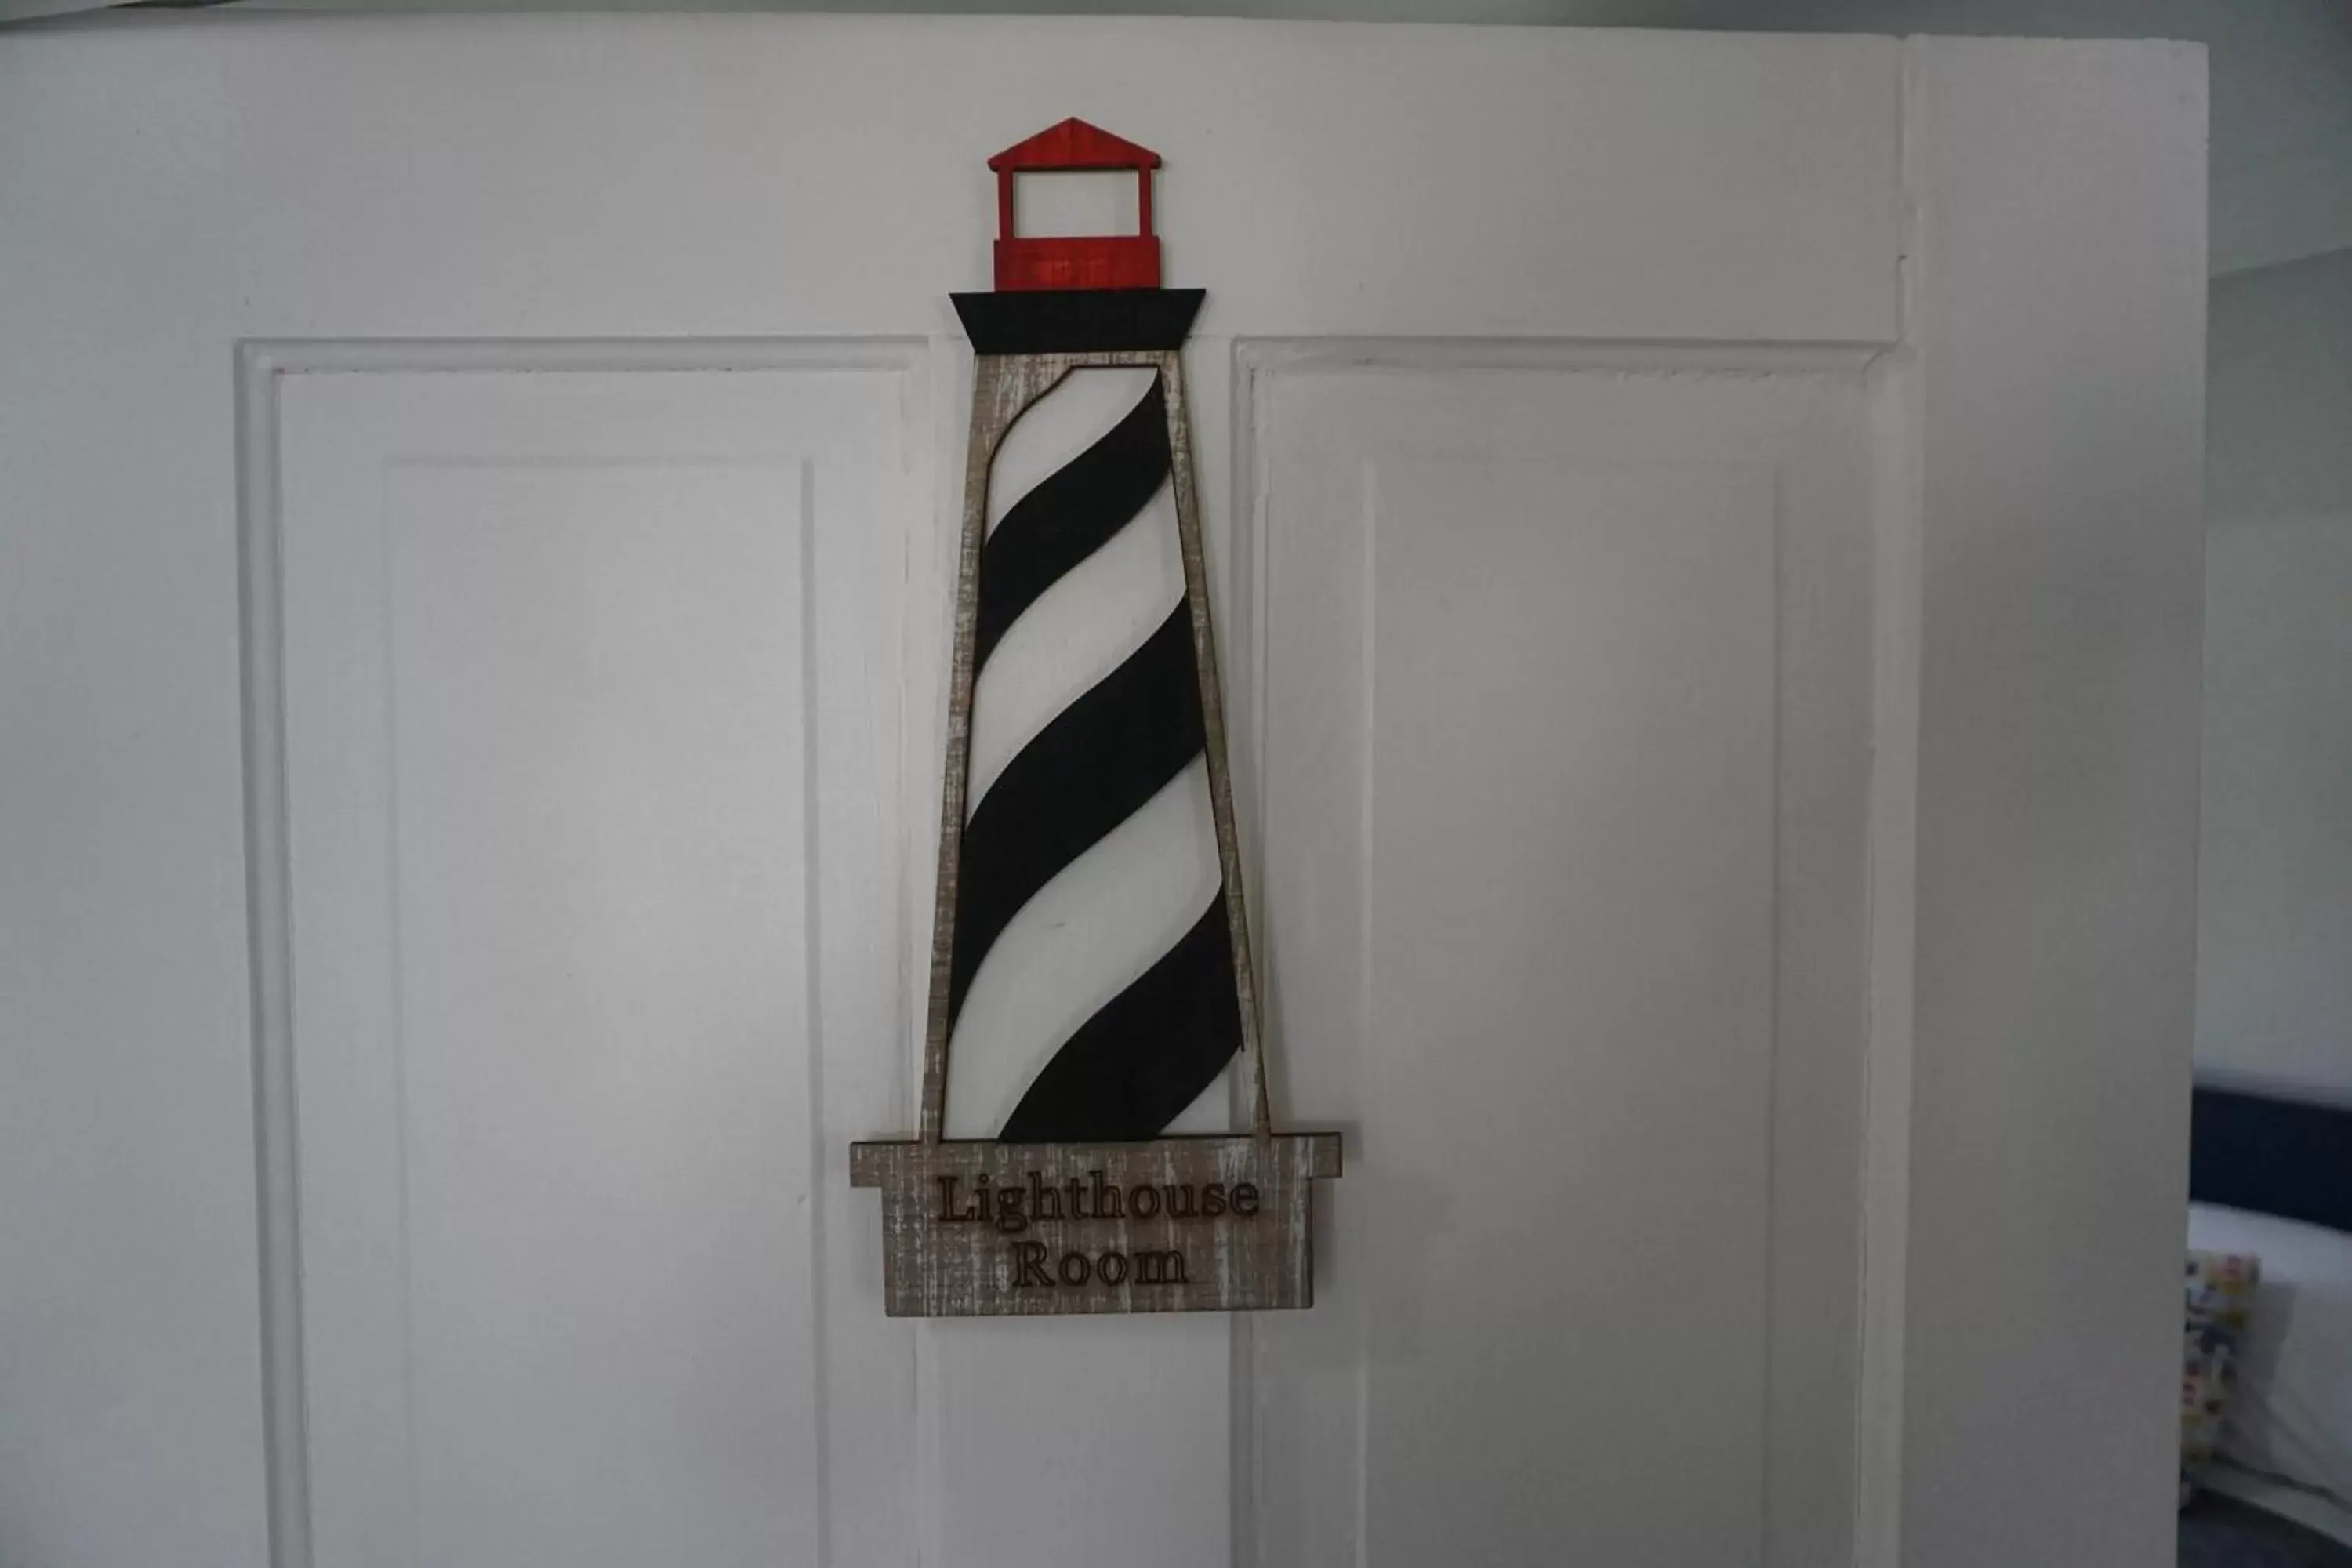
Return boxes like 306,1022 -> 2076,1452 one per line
886,343 -> 1328,1316
851,1134 -> 1338,1316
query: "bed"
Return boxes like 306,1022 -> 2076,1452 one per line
2181,1080 -> 2352,1567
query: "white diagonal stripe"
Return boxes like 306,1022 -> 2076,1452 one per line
1161,1058 -> 1238,1135
943,757 -> 1224,1139
985,365 -> 1158,533
967,477 -> 1185,814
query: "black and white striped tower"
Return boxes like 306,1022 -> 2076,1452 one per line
935,359 -> 1250,1143
851,120 -> 1336,1318
929,119 -> 1259,1146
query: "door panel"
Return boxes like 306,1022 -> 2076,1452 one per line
270,357 -> 918,1568
1243,352 -> 1871,1566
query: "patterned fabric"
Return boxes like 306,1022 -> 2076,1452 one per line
2188,1250 -> 2264,1501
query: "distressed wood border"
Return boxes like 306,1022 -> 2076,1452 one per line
877,339 -> 1333,1318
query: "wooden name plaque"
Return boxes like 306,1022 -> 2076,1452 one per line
850,119 -> 1338,1318
851,1134 -> 1338,1316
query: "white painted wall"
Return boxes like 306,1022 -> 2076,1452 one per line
0,19 -> 2205,1568
2198,247 -> 2352,1100
188,0 -> 2348,277
1644,0 -> 2348,277
1897,42 -> 2205,1568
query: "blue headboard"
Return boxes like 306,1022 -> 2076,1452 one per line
2190,1083 -> 2352,1235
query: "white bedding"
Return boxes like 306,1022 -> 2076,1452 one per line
2190,1202 -> 2352,1519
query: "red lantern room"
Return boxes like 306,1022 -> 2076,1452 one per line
988,118 -> 1163,292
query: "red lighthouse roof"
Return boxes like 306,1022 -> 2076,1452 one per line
988,118 -> 1162,173
952,119 -> 1205,350
986,118 -> 1164,292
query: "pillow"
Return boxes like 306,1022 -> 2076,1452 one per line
2184,1249 -> 2262,1501
2191,1203 -> 2352,1510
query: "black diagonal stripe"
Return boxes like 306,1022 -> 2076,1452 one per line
999,895 -> 1243,1144
973,377 -> 1169,673
949,602 -> 1204,1025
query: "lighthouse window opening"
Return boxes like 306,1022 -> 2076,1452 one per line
1011,169 -> 1143,239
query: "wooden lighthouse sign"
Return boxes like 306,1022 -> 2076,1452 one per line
849,121 -> 1340,1316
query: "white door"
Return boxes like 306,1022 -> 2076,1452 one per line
0,20 -> 2205,1568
